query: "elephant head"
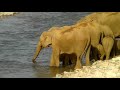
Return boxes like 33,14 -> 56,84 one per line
32,31 -> 52,63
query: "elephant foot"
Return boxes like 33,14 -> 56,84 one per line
86,63 -> 91,66
74,65 -> 82,69
50,64 -> 56,67
50,64 -> 59,67
100,59 -> 104,61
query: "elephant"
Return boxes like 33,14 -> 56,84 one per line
102,37 -> 114,60
32,12 -> 119,68
32,26 -> 91,69
60,53 -> 76,66
75,19 -> 115,60
77,12 -> 120,38
72,22 -> 106,61
96,44 -> 105,60
96,36 -> 114,60
99,25 -> 114,60
114,39 -> 120,56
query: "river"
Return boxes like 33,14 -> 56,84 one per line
0,12 -> 92,78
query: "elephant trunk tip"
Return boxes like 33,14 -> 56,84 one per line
32,58 -> 37,63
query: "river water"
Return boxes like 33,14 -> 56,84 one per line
0,12 -> 92,78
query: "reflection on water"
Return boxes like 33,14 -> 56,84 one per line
32,63 -> 75,78
0,12 -> 92,78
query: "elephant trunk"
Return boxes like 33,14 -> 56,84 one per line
32,41 -> 42,63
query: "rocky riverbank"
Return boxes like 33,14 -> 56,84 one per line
0,12 -> 17,17
56,56 -> 120,78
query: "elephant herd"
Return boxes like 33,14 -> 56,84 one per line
32,12 -> 120,69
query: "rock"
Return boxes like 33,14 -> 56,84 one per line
55,56 -> 120,78
56,74 -> 62,78
0,12 -> 17,17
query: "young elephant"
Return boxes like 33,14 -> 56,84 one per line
32,26 -> 91,69
96,44 -> 105,60
102,36 -> 114,60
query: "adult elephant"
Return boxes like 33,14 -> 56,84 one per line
75,18 -> 115,60
78,12 -> 120,38
32,26 -> 91,69
73,22 -> 109,60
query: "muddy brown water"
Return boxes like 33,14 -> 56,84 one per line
0,12 -> 92,78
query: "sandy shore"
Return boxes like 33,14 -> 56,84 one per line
0,12 -> 17,17
56,56 -> 120,78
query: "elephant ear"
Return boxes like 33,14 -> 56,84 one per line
45,36 -> 52,43
43,31 -> 52,42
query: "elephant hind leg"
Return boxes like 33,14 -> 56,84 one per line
100,53 -> 105,60
102,37 -> 114,60
85,44 -> 91,66
74,55 -> 82,69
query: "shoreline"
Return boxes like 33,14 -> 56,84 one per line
0,12 -> 17,17
56,56 -> 120,78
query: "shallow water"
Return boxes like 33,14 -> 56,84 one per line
0,12 -> 92,78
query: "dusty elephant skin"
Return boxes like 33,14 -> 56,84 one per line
102,37 -> 114,60
55,12 -> 120,78
97,37 -> 114,60
32,15 -> 116,69
32,12 -> 120,74
73,22 -> 114,61
32,26 -> 91,69
78,12 -> 120,38
96,44 -> 105,60
76,13 -> 116,60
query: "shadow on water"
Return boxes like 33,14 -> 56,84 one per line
32,63 -> 75,78
0,12 -> 92,78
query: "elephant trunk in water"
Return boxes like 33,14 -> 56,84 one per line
32,41 -> 42,63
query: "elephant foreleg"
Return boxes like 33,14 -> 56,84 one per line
50,52 -> 56,66
53,48 -> 60,67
